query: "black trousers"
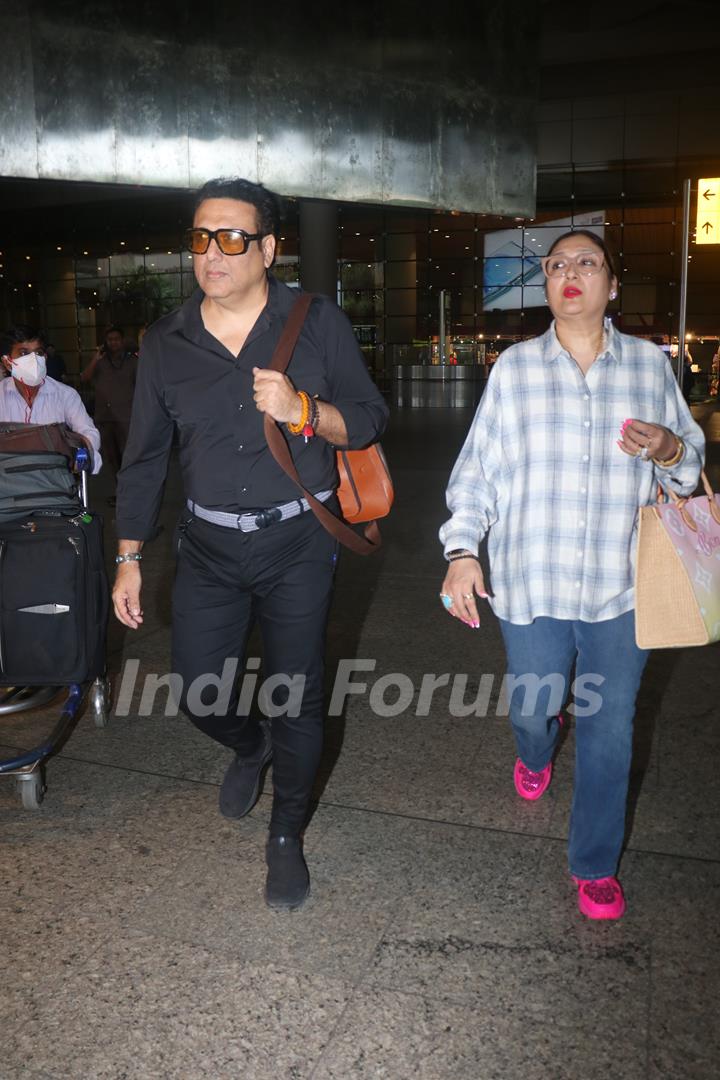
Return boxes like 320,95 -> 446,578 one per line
171,505 -> 338,836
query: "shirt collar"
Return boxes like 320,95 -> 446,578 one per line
171,271 -> 288,348
542,317 -> 621,364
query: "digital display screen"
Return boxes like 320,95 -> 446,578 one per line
482,211 -> 606,311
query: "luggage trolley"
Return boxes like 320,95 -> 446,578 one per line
0,444 -> 111,810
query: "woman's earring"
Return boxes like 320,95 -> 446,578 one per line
609,291 -> 617,300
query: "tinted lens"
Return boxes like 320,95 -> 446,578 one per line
215,230 -> 249,255
184,229 -> 210,254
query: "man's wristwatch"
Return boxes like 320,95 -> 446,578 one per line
115,552 -> 143,564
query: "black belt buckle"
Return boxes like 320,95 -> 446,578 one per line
254,506 -> 283,529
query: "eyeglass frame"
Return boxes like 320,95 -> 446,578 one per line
540,251 -> 607,279
183,227 -> 265,256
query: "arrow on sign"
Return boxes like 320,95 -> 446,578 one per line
702,221 -> 714,233
703,189 -> 717,200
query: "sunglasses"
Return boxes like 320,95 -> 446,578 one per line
183,227 -> 264,256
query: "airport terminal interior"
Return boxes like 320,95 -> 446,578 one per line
1,2 -> 719,1078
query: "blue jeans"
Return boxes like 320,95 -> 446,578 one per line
498,612 -> 649,880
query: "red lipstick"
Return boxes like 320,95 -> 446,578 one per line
563,286 -> 581,298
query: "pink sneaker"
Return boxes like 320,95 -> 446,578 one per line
513,758 -> 553,800
572,876 -> 626,920
513,715 -> 564,801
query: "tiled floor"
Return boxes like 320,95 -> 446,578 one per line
0,401 -> 718,1080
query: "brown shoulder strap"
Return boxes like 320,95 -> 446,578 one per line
263,294 -> 381,555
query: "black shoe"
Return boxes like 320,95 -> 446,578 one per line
218,722 -> 272,820
265,836 -> 310,911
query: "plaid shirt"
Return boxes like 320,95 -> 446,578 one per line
440,320 -> 705,624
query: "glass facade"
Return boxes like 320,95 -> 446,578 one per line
2,156 -> 719,394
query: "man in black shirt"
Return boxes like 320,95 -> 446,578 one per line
113,177 -> 388,910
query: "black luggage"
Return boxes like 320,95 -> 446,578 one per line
0,511 -> 109,685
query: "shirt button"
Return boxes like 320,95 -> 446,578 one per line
584,420 -> 590,428
581,487 -> 587,494
241,487 -> 247,493
575,581 -> 581,588
238,404 -> 243,410
577,551 -> 583,558
238,445 -> 243,452
584,393 -> 590,400
582,455 -> 589,462
579,520 -> 585,527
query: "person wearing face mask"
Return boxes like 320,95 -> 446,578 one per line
0,325 -> 102,473
438,230 -> 705,920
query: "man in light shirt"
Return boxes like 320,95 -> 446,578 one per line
0,325 -> 102,473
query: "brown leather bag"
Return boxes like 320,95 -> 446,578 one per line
263,293 -> 393,555
0,421 -> 86,460
336,445 -> 393,524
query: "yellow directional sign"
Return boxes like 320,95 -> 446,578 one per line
696,178 -> 720,245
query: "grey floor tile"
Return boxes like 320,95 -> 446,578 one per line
312,986 -> 648,1080
315,710 -> 561,836
127,837 -> 399,982
0,934 -> 352,1080
0,755 -> 262,858
648,951 -> 720,1080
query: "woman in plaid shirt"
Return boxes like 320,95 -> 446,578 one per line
439,230 -> 704,920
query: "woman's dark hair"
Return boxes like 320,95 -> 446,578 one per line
546,229 -> 617,281
0,324 -> 45,356
193,177 -> 280,238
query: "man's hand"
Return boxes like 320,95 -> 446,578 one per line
252,368 -> 303,425
112,564 -> 144,629
439,557 -> 489,629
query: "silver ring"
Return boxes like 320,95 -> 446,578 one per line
639,445 -> 649,460
440,593 -> 454,610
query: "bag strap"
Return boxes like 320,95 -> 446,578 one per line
263,293 -> 381,556
662,469 -> 720,529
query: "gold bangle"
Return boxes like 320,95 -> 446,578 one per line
652,436 -> 684,468
287,391 -> 310,435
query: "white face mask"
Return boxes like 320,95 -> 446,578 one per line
11,352 -> 47,387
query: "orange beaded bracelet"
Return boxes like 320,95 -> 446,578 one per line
287,391 -> 310,435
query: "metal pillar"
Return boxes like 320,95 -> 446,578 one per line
299,200 -> 338,300
677,178 -> 691,386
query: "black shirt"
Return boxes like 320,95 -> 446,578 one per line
116,274 -> 389,540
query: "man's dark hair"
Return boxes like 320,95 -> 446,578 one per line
0,324 -> 45,357
105,325 -> 125,338
546,228 -> 618,281
193,177 -> 280,238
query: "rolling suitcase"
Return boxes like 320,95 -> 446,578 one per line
0,510 -> 109,685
